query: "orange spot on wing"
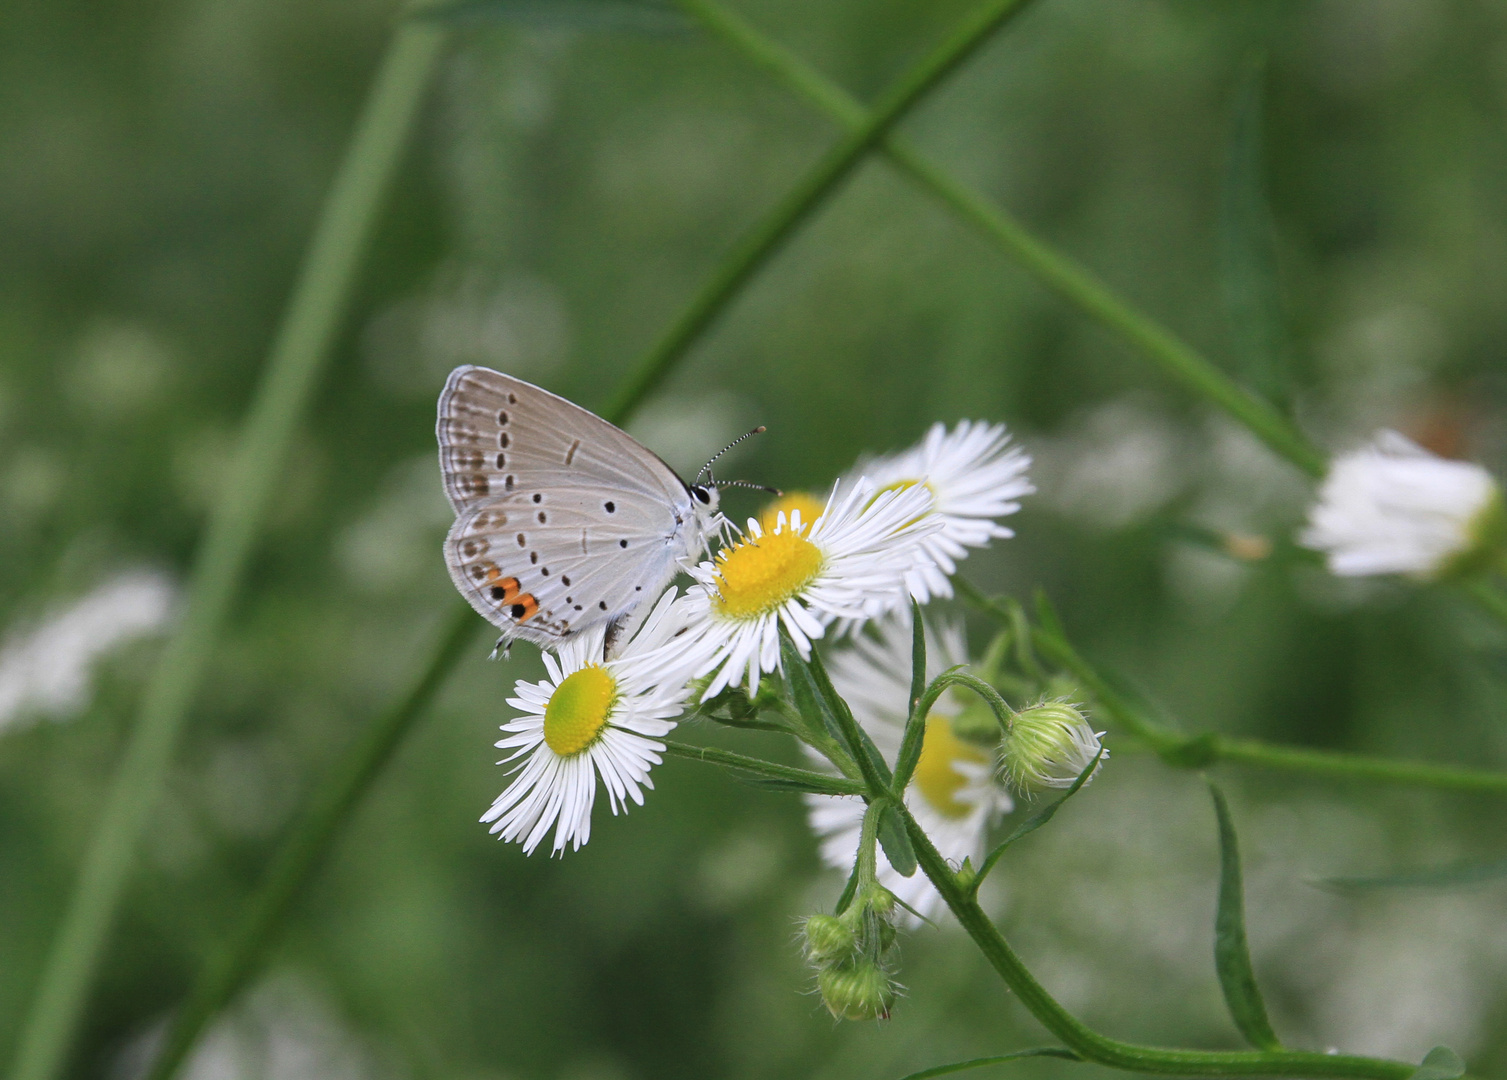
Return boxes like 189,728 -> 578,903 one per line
513,593 -> 539,622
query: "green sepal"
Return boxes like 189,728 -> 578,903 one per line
876,801 -> 918,877
1409,1046 -> 1466,1080
1209,784 -> 1281,1051
412,0 -> 690,32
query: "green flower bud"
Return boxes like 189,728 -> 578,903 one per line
802,913 -> 856,964
818,960 -> 898,1021
1000,700 -> 1105,796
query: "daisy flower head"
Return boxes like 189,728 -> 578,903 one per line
683,479 -> 940,698
482,589 -> 705,856
852,420 -> 1034,601
805,611 -> 1013,922
1301,430 -> 1505,581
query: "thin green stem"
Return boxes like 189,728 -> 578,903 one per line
144,607 -> 482,1080
662,741 -> 867,795
601,0 -> 1042,423
899,804 -> 1413,1077
675,0 -> 1327,478
894,669 -> 1011,792
957,577 -> 1507,796
10,25 -> 450,1080
894,1049 -> 1080,1080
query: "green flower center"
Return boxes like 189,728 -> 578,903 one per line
543,664 -> 616,757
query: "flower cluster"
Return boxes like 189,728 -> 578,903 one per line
475,419 -> 1040,857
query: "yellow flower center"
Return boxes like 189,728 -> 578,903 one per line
543,664 -> 616,757
912,714 -> 989,819
758,491 -> 828,536
712,527 -> 824,619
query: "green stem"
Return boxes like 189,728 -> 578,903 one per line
10,24 -> 450,1080
675,0 -> 1327,478
663,740 -> 867,795
958,578 -> 1507,796
601,0 -> 1042,424
899,804 -> 1413,1077
144,607 -> 482,1080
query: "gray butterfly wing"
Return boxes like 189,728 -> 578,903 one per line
437,366 -> 699,645
445,492 -> 684,648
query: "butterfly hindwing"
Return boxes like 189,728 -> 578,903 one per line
445,489 -> 683,647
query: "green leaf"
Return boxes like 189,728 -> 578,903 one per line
909,597 -> 927,715
413,0 -> 690,32
877,801 -> 918,877
894,1048 -> 1080,1080
727,772 -> 865,797
808,644 -> 893,787
970,749 -> 1101,893
1315,857 -> 1507,893
780,631 -> 841,743
1409,1046 -> 1466,1080
1209,784 -> 1281,1051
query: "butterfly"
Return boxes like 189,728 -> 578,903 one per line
437,365 -> 734,651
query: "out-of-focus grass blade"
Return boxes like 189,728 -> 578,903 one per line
1315,856 -> 1507,892
1208,784 -> 1281,1051
415,0 -> 689,32
1409,1046 -> 1466,1080
877,800 -> 918,877
1219,51 -> 1291,412
894,1048 -> 1079,1080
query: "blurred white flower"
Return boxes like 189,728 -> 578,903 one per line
1300,430 -> 1503,580
851,421 -> 1033,601
483,590 -> 704,856
805,612 -> 1013,923
0,571 -> 176,734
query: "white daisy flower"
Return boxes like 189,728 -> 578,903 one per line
805,612 -> 1014,923
853,420 -> 1034,601
481,589 -> 705,855
682,480 -> 940,698
1300,430 -> 1505,580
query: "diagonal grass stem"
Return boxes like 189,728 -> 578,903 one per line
10,24 -> 450,1080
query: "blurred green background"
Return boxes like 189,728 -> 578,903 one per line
5,0 -> 1507,1077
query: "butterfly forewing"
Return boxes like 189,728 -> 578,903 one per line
438,366 -> 687,513
438,366 -> 701,647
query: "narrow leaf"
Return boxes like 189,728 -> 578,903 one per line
1409,1046 -> 1466,1080
414,0 -> 689,32
909,597 -> 927,715
895,1048 -> 1080,1080
780,631 -> 840,743
971,749 -> 1101,892
877,801 -> 918,877
1315,857 -> 1507,893
728,772 -> 864,797
1209,784 -> 1281,1051
808,644 -> 893,787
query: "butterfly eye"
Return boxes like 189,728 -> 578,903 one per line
692,486 -> 712,505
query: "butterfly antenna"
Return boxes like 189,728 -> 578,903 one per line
717,479 -> 783,496
696,426 -> 766,485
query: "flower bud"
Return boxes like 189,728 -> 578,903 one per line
802,913 -> 856,964
1000,700 -> 1105,796
818,960 -> 898,1021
